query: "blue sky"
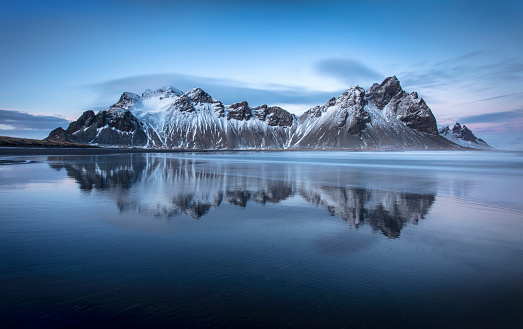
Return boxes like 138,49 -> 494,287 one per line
1,0 -> 522,149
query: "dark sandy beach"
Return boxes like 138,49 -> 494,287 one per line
0,147 -> 203,156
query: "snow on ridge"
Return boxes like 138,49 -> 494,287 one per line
142,86 -> 183,99
51,77 -> 488,150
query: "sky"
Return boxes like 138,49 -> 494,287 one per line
1,0 -> 522,149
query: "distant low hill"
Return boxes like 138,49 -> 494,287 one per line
0,136 -> 95,148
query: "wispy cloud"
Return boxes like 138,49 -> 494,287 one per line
455,92 -> 523,106
459,109 -> 523,124
315,58 -> 383,86
89,73 -> 340,113
0,109 -> 70,130
400,51 -> 523,94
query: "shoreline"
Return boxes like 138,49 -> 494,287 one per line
0,146 -> 494,156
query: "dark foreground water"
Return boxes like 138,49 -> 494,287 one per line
1,151 -> 522,328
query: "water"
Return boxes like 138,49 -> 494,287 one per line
0,151 -> 522,328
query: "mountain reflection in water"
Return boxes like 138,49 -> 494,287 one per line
48,154 -> 435,238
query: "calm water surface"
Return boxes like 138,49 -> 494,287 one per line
0,151 -> 522,328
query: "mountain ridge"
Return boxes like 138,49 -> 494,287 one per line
46,77 -> 490,150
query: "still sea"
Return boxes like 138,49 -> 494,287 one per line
1,151 -> 522,328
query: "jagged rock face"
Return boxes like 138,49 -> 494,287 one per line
253,105 -> 294,127
45,127 -> 80,143
46,77 -> 473,150
336,86 -> 371,133
66,110 -> 96,133
452,122 -> 476,141
439,122 -> 491,149
305,97 -> 336,118
186,87 -> 214,104
173,95 -> 196,113
99,110 -> 142,132
366,76 -> 406,110
227,101 -> 252,121
213,102 -> 226,118
111,92 -> 141,110
181,88 -> 226,118
391,92 -> 438,135
52,108 -> 148,146
366,76 -> 438,135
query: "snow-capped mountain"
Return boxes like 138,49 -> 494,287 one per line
439,122 -> 492,149
48,86 -> 296,149
47,76 -> 487,150
290,77 -> 450,149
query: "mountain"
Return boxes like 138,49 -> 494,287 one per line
439,122 -> 492,149
46,76 -> 483,150
290,77 -> 449,149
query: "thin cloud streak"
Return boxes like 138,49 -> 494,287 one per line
315,58 -> 383,86
0,109 -> 70,130
400,51 -> 523,95
459,109 -> 523,124
455,92 -> 523,106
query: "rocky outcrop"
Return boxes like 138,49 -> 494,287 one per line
49,107 -> 148,146
253,105 -> 295,127
45,127 -> 80,143
366,76 -> 438,135
366,76 -> 406,110
185,87 -> 214,104
173,95 -> 196,113
439,122 -> 492,149
391,92 -> 438,135
65,110 -> 96,134
336,86 -> 371,134
227,101 -> 252,121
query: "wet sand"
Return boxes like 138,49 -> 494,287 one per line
0,147 -> 206,156
0,146 -> 485,157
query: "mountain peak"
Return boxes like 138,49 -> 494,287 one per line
439,122 -> 492,149
337,86 -> 366,107
366,76 -> 406,110
387,75 -> 400,83
184,87 -> 214,103
142,86 -> 183,99
111,92 -> 141,109
227,101 -> 252,121
450,122 -> 474,140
